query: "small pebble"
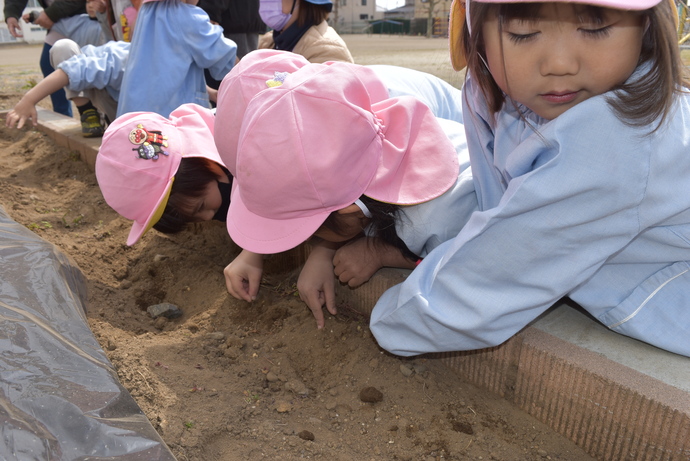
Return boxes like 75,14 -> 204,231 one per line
400,364 -> 414,377
297,430 -> 315,441
147,302 -> 183,319
359,386 -> 383,403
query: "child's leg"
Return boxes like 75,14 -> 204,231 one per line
40,42 -> 73,117
86,89 -> 118,126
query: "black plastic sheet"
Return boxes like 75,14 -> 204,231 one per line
0,206 -> 176,461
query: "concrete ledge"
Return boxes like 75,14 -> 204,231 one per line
32,107 -> 101,170
22,106 -> 690,461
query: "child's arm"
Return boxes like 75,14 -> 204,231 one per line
207,86 -> 218,104
333,236 -> 417,287
223,249 -> 264,302
296,241 -> 339,329
5,70 -> 70,129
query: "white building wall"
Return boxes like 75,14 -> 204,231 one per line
330,0 -> 380,34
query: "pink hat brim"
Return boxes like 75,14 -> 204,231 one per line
226,183 -> 329,254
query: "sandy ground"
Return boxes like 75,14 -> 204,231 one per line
0,36 -> 594,461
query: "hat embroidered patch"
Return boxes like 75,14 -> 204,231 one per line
266,71 -> 289,88
128,124 -> 169,160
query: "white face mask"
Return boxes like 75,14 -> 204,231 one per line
260,0 -> 292,31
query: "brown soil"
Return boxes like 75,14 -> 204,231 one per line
0,36 -> 594,461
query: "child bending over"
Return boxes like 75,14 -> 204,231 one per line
95,103 -> 232,246
214,51 -> 476,329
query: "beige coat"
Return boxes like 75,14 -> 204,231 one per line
259,21 -> 354,64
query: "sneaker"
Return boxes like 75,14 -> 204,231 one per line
80,108 -> 105,138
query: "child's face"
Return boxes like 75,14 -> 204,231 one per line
313,208 -> 367,243
482,3 -> 645,120
184,180 -> 224,222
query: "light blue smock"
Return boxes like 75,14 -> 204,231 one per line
370,71 -> 690,358
58,40 -> 130,104
116,0 -> 237,118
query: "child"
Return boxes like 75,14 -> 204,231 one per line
116,0 -> 237,118
215,51 -> 476,329
95,103 -> 232,246
6,0 -> 234,133
369,0 -> 690,357
4,0 -> 87,117
5,38 -> 127,136
258,0 -> 353,63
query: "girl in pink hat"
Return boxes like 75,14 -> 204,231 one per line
95,103 -> 233,246
370,0 -> 690,358
217,53 -> 476,329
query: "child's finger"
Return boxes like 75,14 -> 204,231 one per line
246,275 -> 260,301
6,112 -> 17,128
323,285 -> 337,316
303,292 -> 326,329
225,274 -> 250,302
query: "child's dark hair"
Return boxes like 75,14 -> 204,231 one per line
320,195 -> 419,262
461,1 -> 689,131
153,157 -> 225,234
296,0 -> 330,27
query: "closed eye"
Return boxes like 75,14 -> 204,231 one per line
507,31 -> 539,43
579,25 -> 612,38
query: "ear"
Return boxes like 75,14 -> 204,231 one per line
336,204 -> 364,216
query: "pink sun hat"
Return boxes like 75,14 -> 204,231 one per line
215,50 -> 309,176
213,49 -> 390,176
226,62 -> 460,255
96,103 -> 223,246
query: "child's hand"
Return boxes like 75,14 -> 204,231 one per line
5,98 -> 38,129
224,250 -> 264,302
297,244 -> 337,329
333,237 -> 384,287
86,0 -> 107,17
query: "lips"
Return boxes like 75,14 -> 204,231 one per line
541,91 -> 579,104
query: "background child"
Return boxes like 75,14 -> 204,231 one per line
3,0 -> 87,117
96,103 -> 231,246
5,38 -> 127,136
258,0 -> 353,63
6,0 -> 233,133
215,51 -> 476,329
116,0 -> 237,118
370,0 -> 690,358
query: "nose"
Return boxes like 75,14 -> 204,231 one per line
195,209 -> 217,222
539,37 -> 580,76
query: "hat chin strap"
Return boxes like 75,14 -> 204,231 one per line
354,198 -> 373,218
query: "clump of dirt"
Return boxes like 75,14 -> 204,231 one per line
0,120 -> 595,460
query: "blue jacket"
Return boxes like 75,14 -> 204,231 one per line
370,70 -> 690,358
116,0 -> 236,118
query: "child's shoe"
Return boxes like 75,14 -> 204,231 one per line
80,108 -> 105,138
